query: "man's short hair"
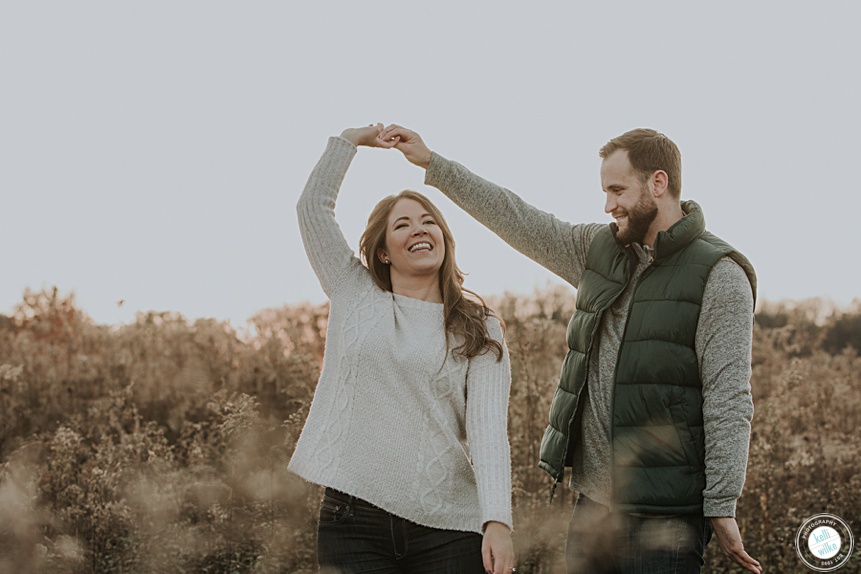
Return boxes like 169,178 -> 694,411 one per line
599,128 -> 682,198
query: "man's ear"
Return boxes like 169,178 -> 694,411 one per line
651,170 -> 669,198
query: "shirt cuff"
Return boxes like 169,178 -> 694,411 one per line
704,496 -> 737,518
424,151 -> 448,189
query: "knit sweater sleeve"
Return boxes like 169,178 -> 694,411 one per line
465,316 -> 513,530
697,257 -> 755,518
425,153 -> 601,288
296,137 -> 364,297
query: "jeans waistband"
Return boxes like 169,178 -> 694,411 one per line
323,487 -> 384,512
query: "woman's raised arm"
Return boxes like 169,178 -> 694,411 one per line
296,125 -> 386,297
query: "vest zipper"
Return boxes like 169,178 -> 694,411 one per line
608,257 -> 652,511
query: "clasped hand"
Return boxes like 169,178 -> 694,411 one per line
339,123 -> 433,169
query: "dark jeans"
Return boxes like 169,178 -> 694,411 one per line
317,488 -> 485,574
566,494 -> 713,574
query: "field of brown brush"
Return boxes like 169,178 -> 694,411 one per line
1,287 -> 859,573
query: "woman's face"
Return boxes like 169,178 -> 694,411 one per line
379,198 -> 446,280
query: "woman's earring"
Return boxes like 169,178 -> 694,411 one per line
384,258 -> 390,264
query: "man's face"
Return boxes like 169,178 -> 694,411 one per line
601,150 -> 658,246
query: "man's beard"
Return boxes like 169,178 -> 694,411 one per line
615,187 -> 658,246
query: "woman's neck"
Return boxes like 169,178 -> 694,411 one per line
390,274 -> 443,303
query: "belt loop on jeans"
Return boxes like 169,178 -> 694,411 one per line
323,487 -> 350,506
325,487 -> 381,512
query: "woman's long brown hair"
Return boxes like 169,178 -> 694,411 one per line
359,190 -> 503,361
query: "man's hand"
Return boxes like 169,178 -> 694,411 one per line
339,123 -> 386,147
710,517 -> 762,573
481,521 -> 515,574
377,124 -> 433,169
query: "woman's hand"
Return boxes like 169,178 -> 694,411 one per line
339,123 -> 386,147
377,124 -> 433,169
482,521 -> 515,574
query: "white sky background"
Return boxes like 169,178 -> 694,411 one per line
2,1 -> 860,326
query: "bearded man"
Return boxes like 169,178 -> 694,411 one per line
378,125 -> 762,574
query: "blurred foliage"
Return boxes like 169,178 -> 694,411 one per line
0,286 -> 859,573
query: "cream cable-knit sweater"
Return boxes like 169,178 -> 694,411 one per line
288,137 -> 513,533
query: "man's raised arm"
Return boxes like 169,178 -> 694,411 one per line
377,124 -> 599,288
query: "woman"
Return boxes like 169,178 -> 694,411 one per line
288,124 -> 515,574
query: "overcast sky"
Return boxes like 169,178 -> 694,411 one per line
2,1 -> 860,326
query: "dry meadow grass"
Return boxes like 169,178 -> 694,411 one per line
1,287 -> 859,573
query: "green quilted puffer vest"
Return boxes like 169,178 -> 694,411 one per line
538,201 -> 756,513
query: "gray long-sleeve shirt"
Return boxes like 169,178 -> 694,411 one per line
424,152 -> 754,517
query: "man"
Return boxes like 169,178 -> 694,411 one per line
376,125 -> 762,574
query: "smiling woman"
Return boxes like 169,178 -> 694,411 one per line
359,189 -> 503,361
287,125 -> 516,574
359,192 -> 447,302
383,198 -> 445,278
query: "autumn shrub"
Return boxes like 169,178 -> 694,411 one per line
1,287 -> 859,573
0,289 -> 319,573
714,302 -> 861,574
823,309 -> 861,354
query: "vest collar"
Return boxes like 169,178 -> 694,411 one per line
651,200 -> 705,261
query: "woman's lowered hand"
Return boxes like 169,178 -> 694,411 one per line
482,521 -> 515,574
